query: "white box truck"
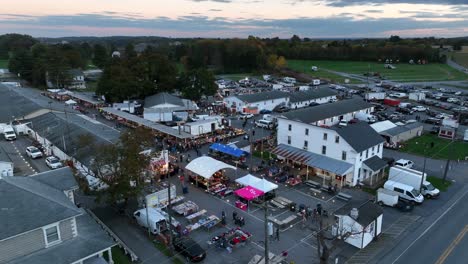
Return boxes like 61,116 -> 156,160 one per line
389,166 -> 440,199
365,92 -> 386,101
376,188 -> 399,207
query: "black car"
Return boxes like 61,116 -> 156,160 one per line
396,107 -> 414,115
173,238 -> 206,263
395,200 -> 414,212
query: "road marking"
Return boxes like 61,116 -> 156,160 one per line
391,188 -> 468,264
434,225 -> 468,264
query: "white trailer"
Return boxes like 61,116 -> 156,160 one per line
376,188 -> 399,207
146,184 -> 177,208
365,92 -> 386,101
184,119 -> 223,136
409,92 -> 426,102
389,166 -> 440,198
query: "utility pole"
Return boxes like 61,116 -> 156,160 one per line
263,195 -> 269,264
249,129 -> 253,173
167,182 -> 174,252
443,115 -> 460,183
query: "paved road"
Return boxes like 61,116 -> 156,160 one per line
384,187 -> 468,264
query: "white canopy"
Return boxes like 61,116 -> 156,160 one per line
235,174 -> 261,186
251,178 -> 278,193
185,156 -> 236,179
65,99 -> 77,105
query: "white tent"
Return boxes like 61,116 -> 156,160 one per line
185,156 -> 236,179
251,178 -> 278,193
235,174 -> 261,186
65,99 -> 77,105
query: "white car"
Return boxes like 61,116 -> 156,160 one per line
240,113 -> 254,119
395,159 -> 414,169
338,120 -> 348,127
26,146 -> 43,159
411,106 -> 427,112
45,156 -> 63,169
447,98 -> 459,103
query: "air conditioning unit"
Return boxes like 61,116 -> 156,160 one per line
303,146 -> 308,150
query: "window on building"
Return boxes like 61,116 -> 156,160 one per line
372,146 -> 375,152
287,136 -> 291,145
305,128 -> 309,135
43,224 -> 61,247
335,136 -> 340,143
366,149 -> 369,158
331,117 -> 334,122
323,133 -> 328,140
304,140 -> 308,148
322,146 -> 326,155
342,151 -> 347,161
377,144 -> 380,153
288,124 -> 292,131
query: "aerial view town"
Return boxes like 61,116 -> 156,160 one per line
0,1 -> 467,264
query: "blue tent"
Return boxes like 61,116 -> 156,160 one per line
210,143 -> 247,158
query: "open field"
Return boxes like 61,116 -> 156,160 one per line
0,59 -> 8,68
400,133 -> 468,160
288,60 -> 467,82
287,60 -> 362,83
452,53 -> 468,68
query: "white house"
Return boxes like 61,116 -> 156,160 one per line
334,202 -> 383,249
67,69 -> 86,89
223,91 -> 289,113
143,92 -> 198,122
288,88 -> 337,109
274,98 -> 386,187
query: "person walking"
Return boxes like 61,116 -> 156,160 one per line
232,211 -> 238,222
275,227 -> 280,241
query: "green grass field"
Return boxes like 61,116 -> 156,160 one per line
400,134 -> 468,160
288,60 -> 467,82
452,52 -> 468,68
103,247 -> 132,264
427,176 -> 452,192
0,59 -> 8,68
287,60 -> 362,83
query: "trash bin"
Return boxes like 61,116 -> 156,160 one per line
182,186 -> 189,194
289,202 -> 296,212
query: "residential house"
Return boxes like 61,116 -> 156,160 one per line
46,69 -> 86,90
288,88 -> 337,109
223,91 -> 289,113
143,92 -> 198,122
0,167 -> 115,264
274,98 -> 386,187
334,202 -> 383,249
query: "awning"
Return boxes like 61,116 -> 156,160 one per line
65,99 -> 77,105
251,179 -> 278,193
185,156 -> 236,179
235,174 -> 261,186
235,186 -> 264,201
210,143 -> 247,158
272,144 -> 353,176
363,156 -> 388,172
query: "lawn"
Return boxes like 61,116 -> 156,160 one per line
103,247 -> 132,264
0,59 -> 8,68
399,133 -> 468,160
287,60 -> 362,83
153,241 -> 184,264
427,176 -> 452,192
287,59 -> 467,82
452,52 -> 468,68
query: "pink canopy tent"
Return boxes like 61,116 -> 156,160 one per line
234,186 -> 264,201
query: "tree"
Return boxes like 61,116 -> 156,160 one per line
96,58 -> 138,102
389,35 -> 401,43
179,68 -> 217,101
93,44 -> 108,68
125,43 -> 137,59
267,54 -> 286,70
89,127 -> 154,207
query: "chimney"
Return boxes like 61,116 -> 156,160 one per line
350,208 -> 359,220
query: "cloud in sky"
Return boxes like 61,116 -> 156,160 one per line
0,0 -> 466,37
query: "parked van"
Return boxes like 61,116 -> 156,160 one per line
395,159 -> 414,169
3,125 -> 16,141
134,207 -> 170,235
255,119 -> 274,129
384,180 -> 424,204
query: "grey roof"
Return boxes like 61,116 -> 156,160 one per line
272,144 -> 353,175
332,122 -> 385,153
31,167 -> 78,192
27,112 -> 120,166
0,144 -> 12,163
363,156 -> 388,172
0,83 -> 42,122
236,91 -> 288,103
0,176 -> 82,240
69,69 -> 84,77
101,107 -> 194,139
8,213 -> 116,264
68,92 -> 102,105
335,201 -> 383,227
289,88 -> 336,103
381,122 -> 423,137
281,98 -> 373,124
145,92 -> 184,108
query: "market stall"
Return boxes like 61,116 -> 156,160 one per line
235,174 -> 261,187
172,200 -> 199,216
234,186 -> 264,211
183,215 -> 221,234
249,178 -> 279,204
185,156 -> 236,191
208,227 -> 253,252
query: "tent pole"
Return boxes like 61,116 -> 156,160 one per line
306,166 -> 309,181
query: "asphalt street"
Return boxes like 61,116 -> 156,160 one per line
382,186 -> 468,264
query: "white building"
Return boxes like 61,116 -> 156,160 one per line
224,91 -> 289,113
183,118 -> 223,136
334,202 -> 383,249
288,88 -> 337,109
143,92 -> 198,122
46,69 -> 86,89
274,98 -> 386,187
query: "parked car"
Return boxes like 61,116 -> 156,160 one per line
26,146 -> 43,159
424,117 -> 442,125
45,156 -> 63,169
396,107 -> 414,115
384,180 -> 424,205
338,120 -> 348,127
309,102 -> 320,107
239,113 -> 254,119
395,159 -> 414,168
255,119 -> 274,129
447,98 -> 459,103
411,105 -> 427,112
259,109 -> 272,114
173,238 -> 206,262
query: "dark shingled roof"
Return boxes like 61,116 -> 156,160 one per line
289,88 -> 336,103
0,83 -> 42,123
335,201 -> 383,227
281,98 -> 373,124
68,69 -> 84,77
236,91 -> 288,103
332,122 -> 384,153
363,156 -> 388,172
145,92 -> 184,108
31,167 -> 78,192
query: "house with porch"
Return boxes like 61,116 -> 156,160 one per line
0,167 -> 116,264
274,98 -> 386,187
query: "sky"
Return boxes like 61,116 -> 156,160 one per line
0,0 -> 467,38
